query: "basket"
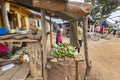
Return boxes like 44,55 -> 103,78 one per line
0,27 -> 8,35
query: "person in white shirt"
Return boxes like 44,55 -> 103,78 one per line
118,23 -> 120,37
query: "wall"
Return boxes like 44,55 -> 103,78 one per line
10,4 -> 29,29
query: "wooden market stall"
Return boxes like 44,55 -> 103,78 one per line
0,0 -> 92,80
32,0 -> 92,80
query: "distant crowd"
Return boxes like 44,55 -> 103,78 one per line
89,20 -> 120,38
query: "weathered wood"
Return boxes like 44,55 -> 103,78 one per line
41,9 -> 47,80
0,39 -> 38,43
33,0 -> 92,16
25,77 -> 43,80
75,61 -> 79,80
10,63 -> 29,80
49,16 -> 52,47
1,0 -> 10,29
0,65 -> 21,80
0,34 -> 14,40
0,34 -> 42,40
27,42 -> 43,78
13,35 -> 26,40
83,17 -> 92,80
50,55 -> 84,63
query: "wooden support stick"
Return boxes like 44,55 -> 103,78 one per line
41,9 -> 47,80
50,16 -> 52,47
83,17 -> 92,80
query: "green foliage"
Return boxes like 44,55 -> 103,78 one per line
90,0 -> 120,19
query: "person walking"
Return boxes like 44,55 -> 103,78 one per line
77,21 -> 83,54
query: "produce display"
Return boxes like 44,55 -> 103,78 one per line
52,43 -> 76,58
10,47 -> 29,62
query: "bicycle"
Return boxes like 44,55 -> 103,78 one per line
90,31 -> 111,41
116,31 -> 120,38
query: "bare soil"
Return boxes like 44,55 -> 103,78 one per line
47,32 -> 120,80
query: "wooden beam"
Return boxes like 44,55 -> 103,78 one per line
50,16 -> 52,47
1,0 -> 10,29
33,0 -> 92,16
41,9 -> 47,80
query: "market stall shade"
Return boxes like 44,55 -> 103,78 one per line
33,0 -> 92,16
7,0 -> 92,20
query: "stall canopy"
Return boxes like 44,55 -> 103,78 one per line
7,0 -> 92,21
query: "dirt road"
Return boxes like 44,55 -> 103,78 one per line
47,33 -> 120,80
87,38 -> 120,80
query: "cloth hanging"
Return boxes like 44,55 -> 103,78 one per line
0,43 -> 9,53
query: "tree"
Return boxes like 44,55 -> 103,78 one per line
90,0 -> 120,19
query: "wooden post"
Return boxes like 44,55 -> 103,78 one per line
27,42 -> 43,79
50,16 -> 52,47
1,0 -> 10,29
83,17 -> 91,80
75,61 -> 79,80
41,9 -> 47,80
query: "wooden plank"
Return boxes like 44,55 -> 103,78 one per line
25,77 -> 43,80
0,70 -> 5,76
0,39 -> 38,43
10,63 -> 29,80
0,34 -> 42,41
0,64 -> 21,80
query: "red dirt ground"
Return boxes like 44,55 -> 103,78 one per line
47,32 -> 120,80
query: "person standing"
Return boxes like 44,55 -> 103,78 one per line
113,21 -> 119,37
101,20 -> 108,34
118,23 -> 120,37
77,21 -> 83,54
56,28 -> 62,44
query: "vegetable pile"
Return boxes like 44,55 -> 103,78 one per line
52,43 -> 75,58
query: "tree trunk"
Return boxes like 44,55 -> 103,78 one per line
1,0 -> 10,29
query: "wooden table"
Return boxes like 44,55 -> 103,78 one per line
0,62 -> 29,80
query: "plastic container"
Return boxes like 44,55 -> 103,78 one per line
0,27 -> 8,35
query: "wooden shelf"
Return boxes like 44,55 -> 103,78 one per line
0,39 -> 38,43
